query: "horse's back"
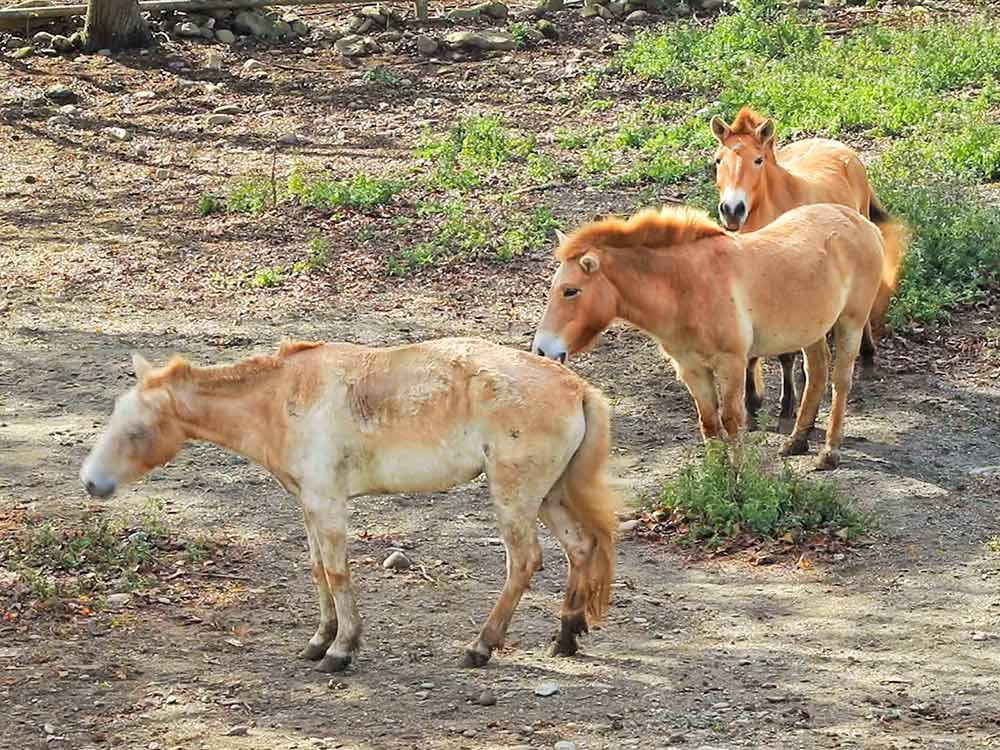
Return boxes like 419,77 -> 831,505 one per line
778,138 -> 871,210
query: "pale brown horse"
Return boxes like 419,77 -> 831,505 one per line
533,204 -> 891,469
80,338 -> 618,672
711,107 -> 907,422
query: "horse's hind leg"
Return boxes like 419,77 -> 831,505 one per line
539,486 -> 595,657
299,513 -> 338,661
817,320 -> 865,470
858,320 -> 876,377
463,471 -> 547,668
778,353 -> 800,422
780,339 -> 830,457
744,359 -> 765,429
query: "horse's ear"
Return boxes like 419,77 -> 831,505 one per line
555,229 -> 568,246
132,353 -> 152,379
579,254 -> 600,274
755,118 -> 775,147
710,116 -> 731,143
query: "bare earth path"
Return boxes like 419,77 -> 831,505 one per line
3,10 -> 1000,750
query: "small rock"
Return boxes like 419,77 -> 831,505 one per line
415,34 -> 438,55
175,21 -> 202,37
233,9 -> 274,39
46,115 -> 71,128
278,132 -> 300,145
224,725 -> 250,736
447,6 -> 482,20
536,19 -> 559,39
334,34 -> 369,57
554,742 -> 577,750
50,34 -> 74,52
103,126 -> 131,141
32,31 -> 54,46
243,58 -> 266,71
626,9 -> 651,22
482,1 -> 509,19
43,724 -> 56,735
971,631 -> 993,641
134,90 -> 156,99
533,0 -> 564,13
534,681 -> 560,697
207,113 -> 235,126
97,48 -> 112,56
215,29 -> 236,44
45,84 -> 77,102
618,519 -> 641,532
382,551 -> 411,571
212,104 -> 241,115
475,689 -> 497,706
378,29 -> 403,43
970,465 -> 1000,477
58,104 -> 79,115
106,593 -> 131,606
302,46 -> 316,55
445,30 -> 517,51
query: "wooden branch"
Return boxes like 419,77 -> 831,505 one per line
0,0 -> 394,21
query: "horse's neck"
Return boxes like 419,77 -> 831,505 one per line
173,376 -> 290,479
751,161 -> 803,229
605,253 -> 680,337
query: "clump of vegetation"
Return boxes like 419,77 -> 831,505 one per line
361,66 -> 404,87
389,200 -> 559,275
197,193 -> 225,216
985,535 -> 1000,555
225,174 -> 276,213
417,114 -> 536,190
656,439 -> 871,546
247,265 -> 287,288
292,235 -> 332,274
288,167 -> 401,210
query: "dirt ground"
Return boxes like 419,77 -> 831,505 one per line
3,4 -> 1000,750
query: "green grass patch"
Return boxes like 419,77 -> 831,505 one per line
656,439 -> 871,546
417,114 -> 536,190
225,174 -> 276,213
287,167 -> 401,210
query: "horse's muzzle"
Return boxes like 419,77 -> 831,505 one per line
531,330 -> 568,363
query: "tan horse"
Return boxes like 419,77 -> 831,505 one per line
80,338 -> 618,672
711,107 -> 907,422
532,204 -> 891,469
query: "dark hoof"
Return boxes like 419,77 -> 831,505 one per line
780,435 -> 810,457
461,647 -> 492,668
859,359 -> 877,380
550,612 -> 587,657
814,449 -> 840,471
314,653 -> 352,673
298,642 -> 329,661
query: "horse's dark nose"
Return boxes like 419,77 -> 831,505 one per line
84,478 -> 115,498
720,200 -> 746,219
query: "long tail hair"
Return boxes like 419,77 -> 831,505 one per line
867,193 -> 909,338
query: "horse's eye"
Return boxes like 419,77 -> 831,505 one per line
754,157 -> 764,165
714,157 -> 722,166
127,427 -> 147,443
563,287 -> 581,299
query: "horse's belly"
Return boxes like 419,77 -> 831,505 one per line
356,430 -> 485,496
749,312 -> 839,358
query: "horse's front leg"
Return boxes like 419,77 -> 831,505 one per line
715,355 -> 748,440
298,512 -> 338,661
304,491 -> 363,673
676,363 -> 722,441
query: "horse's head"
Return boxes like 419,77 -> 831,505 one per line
533,232 -> 617,363
80,354 -> 187,498
710,112 -> 776,230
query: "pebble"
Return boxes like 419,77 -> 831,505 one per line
32,31 -> 54,46
106,593 -> 131,606
51,35 -> 74,52
278,132 -> 300,145
382,551 -> 411,570
215,29 -> 236,44
175,21 -> 203,37
45,84 -> 77,102
554,742 -> 577,750
103,126 -> 131,141
207,114 -> 235,126
213,104 -> 241,115
46,115 -> 71,128
618,519 -> 641,532
534,681 -> 560,697
415,34 -> 438,55
626,9 -> 651,23
243,58 -> 266,71
475,688 -> 497,706
134,90 -> 157,100
445,30 -> 517,51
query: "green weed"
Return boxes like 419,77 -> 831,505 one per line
226,175 -> 275,213
417,114 -> 535,190
292,235 -> 331,274
288,167 -> 401,210
249,265 -> 287,288
197,194 -> 225,216
361,66 -> 404,87
657,438 -> 871,546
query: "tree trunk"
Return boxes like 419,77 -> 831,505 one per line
82,0 -> 151,51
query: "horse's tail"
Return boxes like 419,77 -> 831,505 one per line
561,386 -> 618,626
868,193 -> 908,339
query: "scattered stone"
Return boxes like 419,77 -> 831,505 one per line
3,36 -> 25,50
445,30 -> 517,51
382,550 -> 411,571
532,0 -> 564,13
971,465 -> 1000,477
554,742 -> 577,750
45,84 -> 77,102
626,9 -> 651,22
215,29 -> 236,44
447,6 -> 483,20
213,104 -> 241,115
482,1 -> 509,19
46,115 -> 71,128
233,10 -> 274,39
50,34 -> 74,52
224,725 -> 250,736
103,126 -> 131,141
534,681 -> 560,697
97,48 -> 112,56
302,46 -> 315,55
43,724 -> 56,735
335,34 -> 369,57
581,3 -> 600,17
32,31 -> 53,46
608,1 -> 626,15
379,29 -> 403,43
58,104 -> 79,115
475,689 -> 497,706
277,132 -> 300,145
972,631 -> 993,641
415,34 -> 438,55
134,90 -> 156,100
175,21 -> 203,37
536,19 -> 559,39
272,19 -> 292,38
207,113 -> 235,126
618,519 -> 641,532
243,58 -> 266,71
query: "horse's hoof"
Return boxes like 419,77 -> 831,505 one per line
314,653 -> 352,673
814,449 -> 840,471
780,435 -> 809,456
461,646 -> 492,668
550,637 -> 579,657
298,642 -> 328,661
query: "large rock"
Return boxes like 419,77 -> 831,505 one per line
626,9 -> 651,22
215,29 -> 236,44
415,34 -> 438,55
445,30 -> 517,51
233,10 -> 275,39
32,31 -> 53,46
50,34 -> 74,52
45,84 -> 77,102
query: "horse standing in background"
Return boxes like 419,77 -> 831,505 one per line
711,107 -> 907,424
80,338 -> 618,672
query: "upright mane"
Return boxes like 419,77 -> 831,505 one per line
142,340 -> 326,389
556,206 -> 726,261
728,106 -> 766,135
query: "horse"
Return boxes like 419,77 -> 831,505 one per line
79,338 -> 618,672
711,107 -> 907,424
532,203 -> 891,470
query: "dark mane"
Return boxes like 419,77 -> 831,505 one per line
142,340 -> 326,389
555,206 -> 725,261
